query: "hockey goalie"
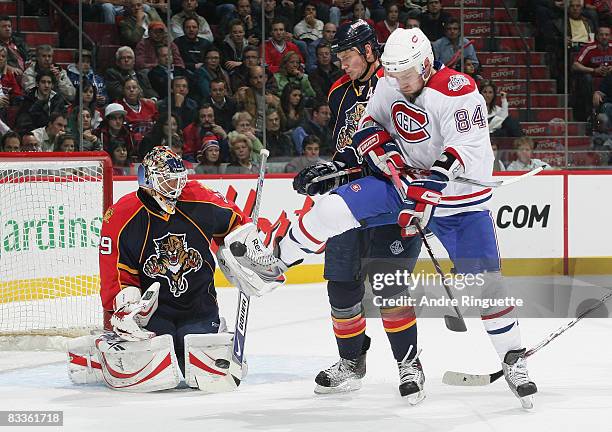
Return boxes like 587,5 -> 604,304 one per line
66,147 -> 284,392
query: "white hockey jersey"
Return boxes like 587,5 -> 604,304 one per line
360,64 -> 495,217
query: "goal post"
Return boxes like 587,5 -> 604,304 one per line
0,152 -> 113,337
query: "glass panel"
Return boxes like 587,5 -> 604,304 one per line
6,1 -> 611,171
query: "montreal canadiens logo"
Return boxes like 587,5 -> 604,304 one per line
351,184 -> 361,192
391,101 -> 430,143
448,74 -> 470,92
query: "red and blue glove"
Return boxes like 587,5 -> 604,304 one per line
353,124 -> 406,179
397,176 -> 447,237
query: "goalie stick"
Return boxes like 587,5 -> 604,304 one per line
387,162 -> 467,332
443,290 -> 612,386
311,166 -> 543,189
228,148 -> 270,385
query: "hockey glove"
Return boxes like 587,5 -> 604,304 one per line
293,160 -> 348,196
353,125 -> 406,179
397,177 -> 447,237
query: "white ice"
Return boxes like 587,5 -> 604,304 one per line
1,281 -> 611,432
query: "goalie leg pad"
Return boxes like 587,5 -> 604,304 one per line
67,334 -> 104,384
184,333 -> 239,393
95,333 -> 181,392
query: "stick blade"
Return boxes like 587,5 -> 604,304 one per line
442,369 -> 504,386
444,315 -> 467,332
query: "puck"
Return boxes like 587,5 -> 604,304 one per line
215,359 -> 230,369
230,241 -> 247,257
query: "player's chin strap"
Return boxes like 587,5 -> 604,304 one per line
357,52 -> 380,82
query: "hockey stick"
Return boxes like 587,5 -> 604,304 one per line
443,290 -> 612,386
387,162 -> 467,332
228,148 -> 270,385
311,166 -> 543,189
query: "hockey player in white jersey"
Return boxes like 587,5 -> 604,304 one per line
229,28 -> 537,408
351,27 -> 537,409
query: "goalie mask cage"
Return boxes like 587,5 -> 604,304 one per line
0,152 -> 113,338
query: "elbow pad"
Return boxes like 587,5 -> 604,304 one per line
430,149 -> 465,181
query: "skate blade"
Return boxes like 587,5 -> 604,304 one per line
519,395 -> 534,410
406,390 -> 426,406
314,378 -> 362,394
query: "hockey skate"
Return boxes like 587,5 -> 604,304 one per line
314,336 -> 370,394
502,348 -> 537,409
398,351 -> 426,405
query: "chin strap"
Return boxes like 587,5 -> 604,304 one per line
421,66 -> 433,84
358,58 -> 378,82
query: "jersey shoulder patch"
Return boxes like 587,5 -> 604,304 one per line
426,67 -> 477,97
103,192 -> 143,226
328,74 -> 351,98
179,181 -> 228,205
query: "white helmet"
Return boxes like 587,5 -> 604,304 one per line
381,28 -> 434,77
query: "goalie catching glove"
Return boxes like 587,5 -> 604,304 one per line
217,223 -> 287,297
110,283 -> 160,341
353,123 -> 406,179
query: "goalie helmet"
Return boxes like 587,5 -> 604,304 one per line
331,19 -> 380,57
381,28 -> 434,78
138,146 -> 187,214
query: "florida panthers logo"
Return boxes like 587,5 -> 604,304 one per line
337,101 -> 366,161
448,74 -> 470,92
143,233 -> 203,297
391,101 -> 430,143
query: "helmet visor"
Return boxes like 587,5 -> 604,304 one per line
385,68 -> 423,94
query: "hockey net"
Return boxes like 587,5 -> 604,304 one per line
0,152 -> 113,343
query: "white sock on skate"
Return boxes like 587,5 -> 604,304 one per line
482,315 -> 522,360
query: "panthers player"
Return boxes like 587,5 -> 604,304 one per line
86,146 -> 277,392
233,28 -> 537,408
283,20 -> 423,402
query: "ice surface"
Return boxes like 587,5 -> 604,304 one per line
1,282 -> 611,432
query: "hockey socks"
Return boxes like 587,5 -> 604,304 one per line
482,307 -> 522,360
480,272 -> 522,360
381,305 -> 418,362
330,302 -> 367,360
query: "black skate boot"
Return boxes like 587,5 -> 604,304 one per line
314,336 -> 370,394
398,352 -> 426,405
502,348 -> 538,409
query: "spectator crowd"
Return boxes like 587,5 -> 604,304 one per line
2,0 -> 610,172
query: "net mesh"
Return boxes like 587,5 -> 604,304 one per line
0,159 -> 105,336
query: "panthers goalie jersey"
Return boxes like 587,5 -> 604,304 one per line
99,181 -> 247,329
361,63 -> 495,217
